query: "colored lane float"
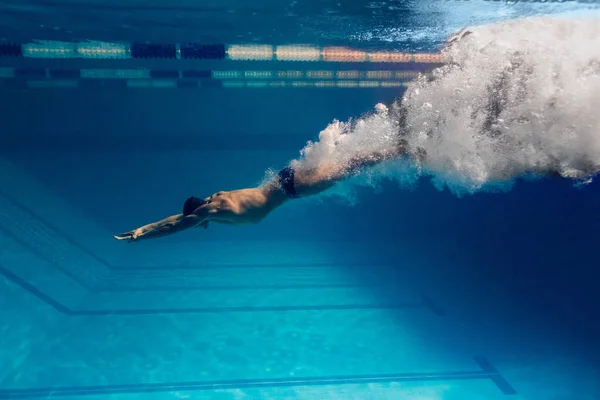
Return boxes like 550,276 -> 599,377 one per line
0,67 -> 421,80
0,79 -> 412,89
0,40 -> 443,63
0,66 -> 430,89
0,41 -> 443,89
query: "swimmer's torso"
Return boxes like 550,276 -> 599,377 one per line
203,188 -> 285,224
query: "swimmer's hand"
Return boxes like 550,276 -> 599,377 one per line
113,229 -> 141,242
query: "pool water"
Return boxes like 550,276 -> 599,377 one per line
1,1 -> 600,399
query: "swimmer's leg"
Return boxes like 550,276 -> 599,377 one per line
346,141 -> 410,173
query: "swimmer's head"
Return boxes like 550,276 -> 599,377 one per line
183,196 -> 206,216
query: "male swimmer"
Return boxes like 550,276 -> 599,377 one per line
113,28 -> 483,243
114,146 -> 406,242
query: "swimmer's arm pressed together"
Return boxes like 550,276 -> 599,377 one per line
114,211 -> 209,242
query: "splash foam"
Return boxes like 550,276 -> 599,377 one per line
294,17 -> 600,197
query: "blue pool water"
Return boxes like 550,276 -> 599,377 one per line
2,1 -> 600,399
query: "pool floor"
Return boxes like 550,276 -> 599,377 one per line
1,158 -> 599,400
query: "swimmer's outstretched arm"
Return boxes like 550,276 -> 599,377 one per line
113,213 -> 208,242
114,200 -> 215,243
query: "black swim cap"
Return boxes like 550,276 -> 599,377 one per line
183,196 -> 205,216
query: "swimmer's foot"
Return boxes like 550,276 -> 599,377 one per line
447,29 -> 473,45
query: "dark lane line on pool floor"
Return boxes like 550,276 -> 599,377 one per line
0,356 -> 517,398
0,262 -> 429,316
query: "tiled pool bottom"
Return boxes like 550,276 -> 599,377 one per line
3,259 -> 599,400
1,165 -> 599,400
0,307 -> 510,399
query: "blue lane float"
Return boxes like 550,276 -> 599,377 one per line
0,43 -> 21,58
131,43 -> 177,59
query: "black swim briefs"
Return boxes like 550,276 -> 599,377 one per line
278,167 -> 299,199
